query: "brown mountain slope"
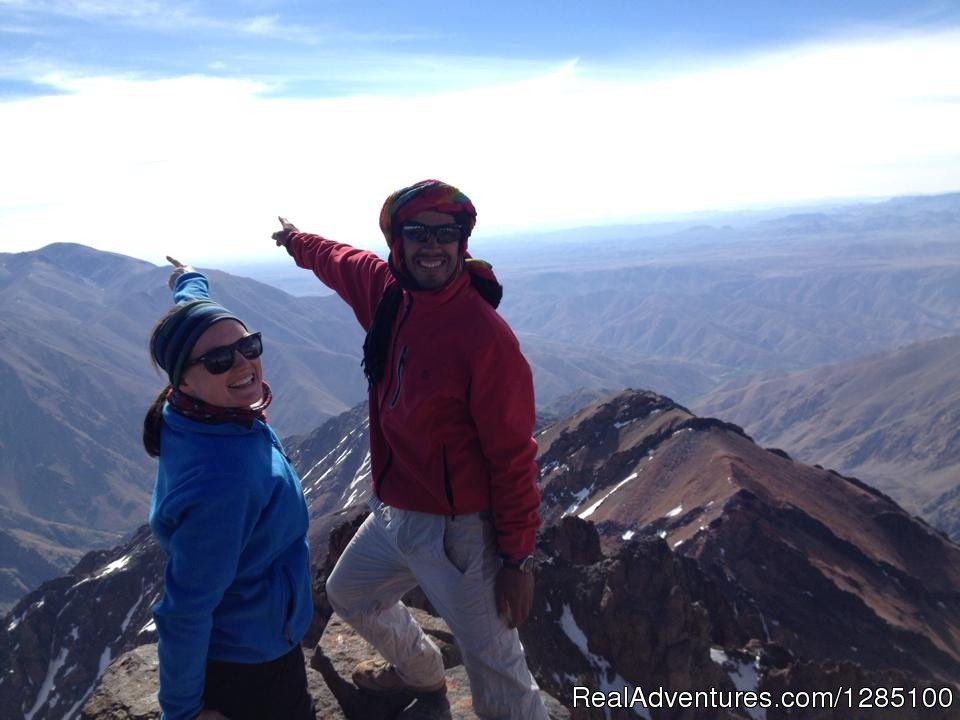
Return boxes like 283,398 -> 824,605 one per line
693,334 -> 960,522
536,390 -> 960,684
0,243 -> 367,612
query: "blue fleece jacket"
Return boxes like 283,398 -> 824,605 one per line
149,272 -> 312,720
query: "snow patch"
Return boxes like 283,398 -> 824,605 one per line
139,619 -> 157,635
350,452 -> 372,488
318,466 -> 337,484
657,530 -> 667,539
579,473 -> 638,519
709,648 -> 764,720
7,611 -> 25,632
120,587 -> 148,635
24,646 -> 69,720
562,487 -> 591,518
64,647 -> 114,720
559,605 -> 650,719
98,646 -> 113,674
622,530 -> 635,540
95,554 -> 131,579
665,504 -> 683,518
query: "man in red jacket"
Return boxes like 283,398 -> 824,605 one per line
273,180 -> 548,719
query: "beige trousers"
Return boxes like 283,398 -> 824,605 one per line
325,501 -> 548,720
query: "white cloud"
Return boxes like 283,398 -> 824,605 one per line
1,29 -> 958,264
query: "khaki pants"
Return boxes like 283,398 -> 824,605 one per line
325,501 -> 548,720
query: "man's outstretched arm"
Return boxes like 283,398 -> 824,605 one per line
273,216 -> 392,330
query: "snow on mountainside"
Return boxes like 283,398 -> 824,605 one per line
4,392 -> 958,719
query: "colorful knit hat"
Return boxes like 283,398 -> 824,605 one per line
151,300 -> 245,388
378,180 -> 477,263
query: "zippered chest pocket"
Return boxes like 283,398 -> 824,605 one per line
389,345 -> 408,408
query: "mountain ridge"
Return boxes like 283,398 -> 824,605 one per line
4,389 -> 958,719
694,333 -> 960,536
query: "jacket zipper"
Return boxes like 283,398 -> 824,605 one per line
375,295 -> 412,497
382,295 -> 414,413
443,445 -> 456,514
389,345 -> 408,408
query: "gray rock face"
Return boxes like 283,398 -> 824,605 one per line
79,643 -> 345,720
79,611 -> 568,720
0,525 -> 164,720
309,610 -> 569,720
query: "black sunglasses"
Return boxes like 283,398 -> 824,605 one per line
186,332 -> 263,375
400,222 -> 463,246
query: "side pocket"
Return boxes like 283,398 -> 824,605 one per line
441,515 -> 482,576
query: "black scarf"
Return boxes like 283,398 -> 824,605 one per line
361,257 -> 502,387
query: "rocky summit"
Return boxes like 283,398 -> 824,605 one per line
3,390 -> 959,719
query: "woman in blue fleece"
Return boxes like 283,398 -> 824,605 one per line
143,258 -> 314,720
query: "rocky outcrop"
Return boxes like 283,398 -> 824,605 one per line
79,610 -> 569,720
535,390 -> 960,687
79,642 -> 345,720
0,525 -> 163,720
524,519 -> 739,720
309,610 -> 569,720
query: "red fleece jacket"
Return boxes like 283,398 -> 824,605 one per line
288,233 -> 540,560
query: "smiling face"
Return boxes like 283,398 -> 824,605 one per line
178,319 -> 264,408
401,210 -> 462,290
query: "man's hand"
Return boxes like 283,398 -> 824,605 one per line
166,255 -> 195,290
272,216 -> 299,249
495,565 -> 534,629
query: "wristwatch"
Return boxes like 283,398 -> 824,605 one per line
503,555 -> 536,574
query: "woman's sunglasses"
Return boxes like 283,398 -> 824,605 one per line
186,332 -> 263,375
400,222 -> 463,245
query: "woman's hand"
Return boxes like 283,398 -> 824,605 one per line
272,216 -> 299,249
166,255 -> 195,290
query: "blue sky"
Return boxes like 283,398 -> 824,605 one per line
1,0 -> 959,263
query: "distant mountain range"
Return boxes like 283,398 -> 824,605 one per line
695,334 -> 960,540
4,391 -> 958,718
0,243 -> 367,611
2,191 -> 958,616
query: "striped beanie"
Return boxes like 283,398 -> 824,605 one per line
378,180 -> 477,263
151,299 -> 244,387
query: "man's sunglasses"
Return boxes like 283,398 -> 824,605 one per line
186,332 -> 263,375
400,222 -> 463,246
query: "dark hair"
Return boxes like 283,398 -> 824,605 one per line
143,305 -> 185,458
